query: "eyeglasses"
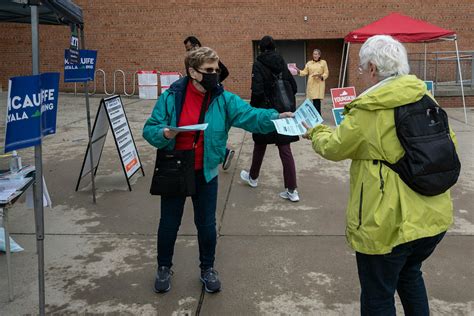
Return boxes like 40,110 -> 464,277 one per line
358,65 -> 365,75
197,67 -> 221,74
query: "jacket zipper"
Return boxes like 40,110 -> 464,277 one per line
378,161 -> 385,193
373,160 -> 385,193
357,183 -> 363,230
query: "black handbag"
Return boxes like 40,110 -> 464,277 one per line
150,149 -> 196,196
149,92 -> 209,197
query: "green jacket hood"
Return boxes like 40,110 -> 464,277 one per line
347,75 -> 427,111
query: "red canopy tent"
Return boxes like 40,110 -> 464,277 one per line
344,13 -> 455,43
339,13 -> 467,122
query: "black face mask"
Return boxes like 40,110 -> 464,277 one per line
195,69 -> 219,91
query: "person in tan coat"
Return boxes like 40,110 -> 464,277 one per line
296,49 -> 329,115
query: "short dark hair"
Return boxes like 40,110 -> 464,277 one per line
259,35 -> 275,52
184,36 -> 201,47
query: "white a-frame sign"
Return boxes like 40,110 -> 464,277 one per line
76,95 -> 144,192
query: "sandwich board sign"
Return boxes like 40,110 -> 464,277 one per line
330,87 -> 356,108
76,95 -> 144,191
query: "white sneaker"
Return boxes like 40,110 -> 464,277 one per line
240,170 -> 258,188
279,189 -> 300,202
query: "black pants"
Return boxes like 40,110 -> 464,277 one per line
356,232 -> 446,316
158,171 -> 218,270
312,99 -> 321,115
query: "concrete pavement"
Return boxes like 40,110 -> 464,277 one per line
0,93 -> 473,315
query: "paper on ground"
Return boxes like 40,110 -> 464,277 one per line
272,99 -> 323,136
168,123 -> 208,132
0,227 -> 24,252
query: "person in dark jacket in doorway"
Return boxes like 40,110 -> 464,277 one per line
240,35 -> 300,202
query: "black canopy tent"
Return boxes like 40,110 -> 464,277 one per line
0,1 -> 96,314
0,0 -> 83,24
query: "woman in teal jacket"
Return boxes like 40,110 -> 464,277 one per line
143,47 -> 292,294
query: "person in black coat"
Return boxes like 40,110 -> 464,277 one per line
240,35 -> 300,202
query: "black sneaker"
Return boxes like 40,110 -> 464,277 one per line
222,149 -> 235,170
154,266 -> 172,293
200,268 -> 221,293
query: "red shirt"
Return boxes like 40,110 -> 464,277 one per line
174,81 -> 207,170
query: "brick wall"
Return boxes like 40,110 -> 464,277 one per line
437,95 -> 474,108
1,0 -> 473,106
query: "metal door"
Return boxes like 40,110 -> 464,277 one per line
275,40 -> 306,95
253,40 -> 307,95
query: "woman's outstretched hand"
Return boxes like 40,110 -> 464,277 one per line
278,112 -> 295,119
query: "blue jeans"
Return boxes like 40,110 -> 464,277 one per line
356,232 -> 446,316
157,171 -> 218,270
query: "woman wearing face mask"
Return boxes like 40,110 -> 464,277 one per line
183,36 -> 235,170
143,47 -> 293,294
296,49 -> 329,115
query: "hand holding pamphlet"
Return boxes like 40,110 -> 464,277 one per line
287,63 -> 298,75
272,99 -> 323,136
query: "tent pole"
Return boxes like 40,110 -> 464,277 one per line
341,43 -> 350,87
338,42 -> 346,87
79,26 -> 97,203
30,4 -> 46,316
454,38 -> 468,124
424,43 -> 427,80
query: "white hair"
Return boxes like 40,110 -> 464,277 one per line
359,35 -> 410,78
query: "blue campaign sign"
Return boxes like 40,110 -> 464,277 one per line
69,24 -> 80,64
41,73 -> 60,136
4,73 -> 60,153
425,81 -> 434,96
64,49 -> 97,82
332,108 -> 346,126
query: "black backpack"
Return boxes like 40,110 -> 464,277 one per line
259,62 -> 296,113
270,72 -> 296,113
383,94 -> 461,196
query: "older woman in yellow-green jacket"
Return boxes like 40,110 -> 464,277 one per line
304,35 -> 457,316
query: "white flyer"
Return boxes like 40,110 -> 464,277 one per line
168,123 -> 208,132
272,99 -> 323,136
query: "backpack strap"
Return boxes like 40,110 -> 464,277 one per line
257,60 -> 281,82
